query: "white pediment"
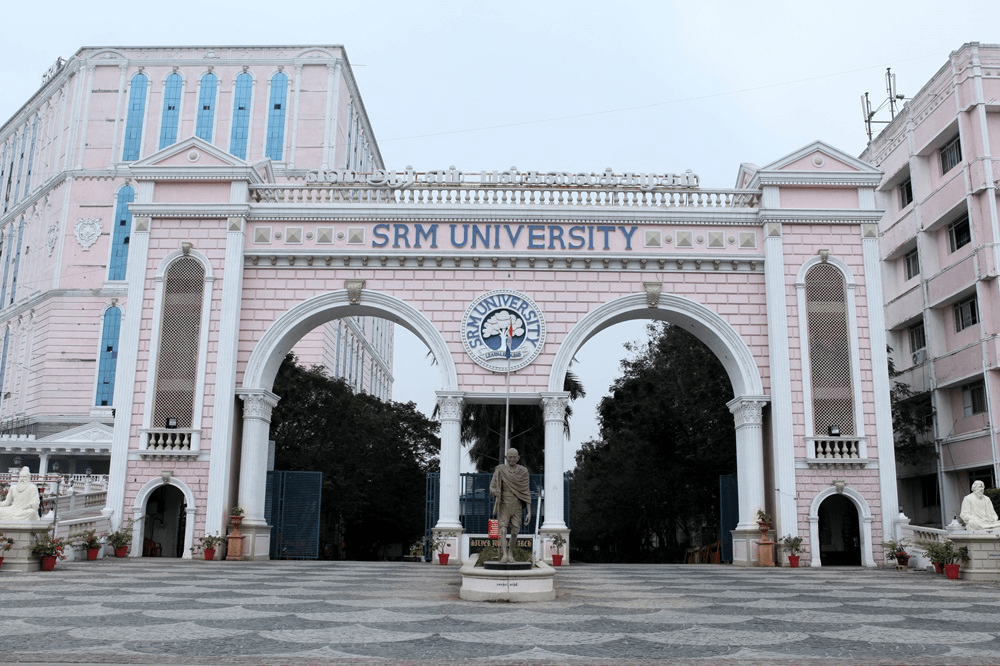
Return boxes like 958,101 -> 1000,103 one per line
37,423 -> 114,445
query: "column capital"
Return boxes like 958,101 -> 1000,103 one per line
541,392 -> 569,423
435,392 -> 465,421
236,389 -> 280,422
727,395 -> 768,428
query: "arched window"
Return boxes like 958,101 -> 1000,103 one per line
108,185 -> 135,280
122,73 -> 148,161
96,306 -> 122,406
196,72 -> 218,142
229,72 -> 253,159
265,71 -> 288,161
159,73 -> 183,149
152,256 -> 205,428
805,263 -> 854,435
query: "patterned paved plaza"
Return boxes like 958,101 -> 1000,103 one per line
1,559 -> 998,664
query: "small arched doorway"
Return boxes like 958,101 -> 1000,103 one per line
144,485 -> 187,557
818,494 -> 861,566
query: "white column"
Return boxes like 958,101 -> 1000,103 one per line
434,392 -> 464,530
541,392 -> 569,530
863,224 -> 900,541
204,216 -> 247,536
764,223 -> 797,537
235,389 -> 279,525
728,396 -> 767,528
38,453 -> 49,475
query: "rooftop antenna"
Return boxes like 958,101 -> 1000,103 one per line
862,67 -> 907,143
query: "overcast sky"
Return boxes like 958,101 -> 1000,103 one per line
1,1 -> 994,470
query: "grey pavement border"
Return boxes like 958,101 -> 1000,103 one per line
1,559 -> 998,665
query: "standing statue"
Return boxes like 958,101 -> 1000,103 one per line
490,448 -> 531,564
0,467 -> 41,521
960,480 -> 1000,531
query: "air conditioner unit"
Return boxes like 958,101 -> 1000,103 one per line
912,349 -> 927,365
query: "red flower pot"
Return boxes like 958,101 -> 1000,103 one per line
788,555 -> 800,568
438,553 -> 449,565
944,564 -> 961,579
934,562 -> 944,574
40,555 -> 57,571
552,554 -> 563,566
87,548 -> 99,560
204,548 -> 216,561
114,546 -> 128,558
0,556 -> 4,568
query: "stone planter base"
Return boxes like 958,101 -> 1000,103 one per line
459,558 -> 555,602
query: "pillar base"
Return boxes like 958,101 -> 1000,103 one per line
731,525 -> 765,566
235,522 -> 271,561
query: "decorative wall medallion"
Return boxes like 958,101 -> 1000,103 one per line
75,218 -> 102,250
461,289 -> 546,373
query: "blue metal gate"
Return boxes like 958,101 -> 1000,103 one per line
265,470 -> 322,559
719,473 -> 738,563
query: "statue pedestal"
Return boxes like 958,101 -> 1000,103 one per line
0,520 -> 54,572
949,532 -> 1000,582
459,559 -> 555,601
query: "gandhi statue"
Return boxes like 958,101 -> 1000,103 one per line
960,480 -> 1000,531
0,467 -> 41,521
490,448 -> 531,564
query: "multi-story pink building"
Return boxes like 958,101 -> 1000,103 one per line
1,45 -> 897,566
862,42 -> 1000,528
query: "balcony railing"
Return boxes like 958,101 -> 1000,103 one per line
143,429 -> 195,452
808,436 -> 866,462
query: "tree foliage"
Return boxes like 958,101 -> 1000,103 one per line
888,348 -> 936,467
461,371 -> 585,473
570,323 -> 735,562
269,354 -> 440,560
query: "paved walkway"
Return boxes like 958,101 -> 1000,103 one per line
1,559 -> 999,665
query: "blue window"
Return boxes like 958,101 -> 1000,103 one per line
108,185 -> 135,280
96,306 -> 122,406
8,217 -> 24,304
265,71 -> 288,161
22,116 -> 38,197
196,73 -> 218,142
0,141 -> 8,213
229,73 -> 253,159
122,73 -> 148,161
159,73 -> 183,149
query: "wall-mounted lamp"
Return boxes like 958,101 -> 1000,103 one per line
828,425 -> 841,437
165,418 -> 178,429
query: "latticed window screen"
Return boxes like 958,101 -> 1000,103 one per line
152,257 -> 205,428
806,263 -> 854,436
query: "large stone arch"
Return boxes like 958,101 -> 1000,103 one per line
130,476 -> 197,559
808,485 -> 877,568
235,288 -> 459,559
545,291 -> 768,563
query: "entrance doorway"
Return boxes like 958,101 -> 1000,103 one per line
144,485 -> 186,557
818,494 -> 861,566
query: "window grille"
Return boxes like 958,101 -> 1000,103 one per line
152,256 -> 205,428
948,214 -> 971,252
806,263 -> 854,436
954,295 -> 978,332
908,322 -> 926,353
962,381 -> 986,416
904,248 -> 919,280
940,134 -> 962,174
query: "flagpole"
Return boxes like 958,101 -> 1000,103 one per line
502,320 -> 512,465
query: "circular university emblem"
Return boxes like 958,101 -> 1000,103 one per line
461,289 -> 546,373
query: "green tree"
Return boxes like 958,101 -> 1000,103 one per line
570,323 -> 735,562
269,354 -> 440,560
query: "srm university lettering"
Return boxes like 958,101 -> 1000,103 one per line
372,223 -> 638,250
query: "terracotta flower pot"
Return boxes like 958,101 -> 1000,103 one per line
204,548 -> 216,561
87,548 -> 99,560
40,555 -> 57,571
552,554 -> 563,566
438,553 -> 449,565
934,562 -> 944,574
231,515 -> 243,529
788,555 -> 800,568
944,564 -> 961,579
114,546 -> 128,558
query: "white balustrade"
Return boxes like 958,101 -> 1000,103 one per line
809,437 -> 863,460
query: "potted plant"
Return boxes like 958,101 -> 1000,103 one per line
30,531 -> 68,571
883,538 -> 909,569
779,534 -> 803,567
197,533 -> 225,560
942,540 -> 969,580
427,533 -> 455,565
548,533 -> 567,566
915,538 -> 948,574
103,519 -> 134,557
230,506 -> 244,529
0,532 -> 14,568
76,528 -> 102,560
755,508 -> 773,536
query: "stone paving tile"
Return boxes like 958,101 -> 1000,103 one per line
2,560 -> 1000,665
